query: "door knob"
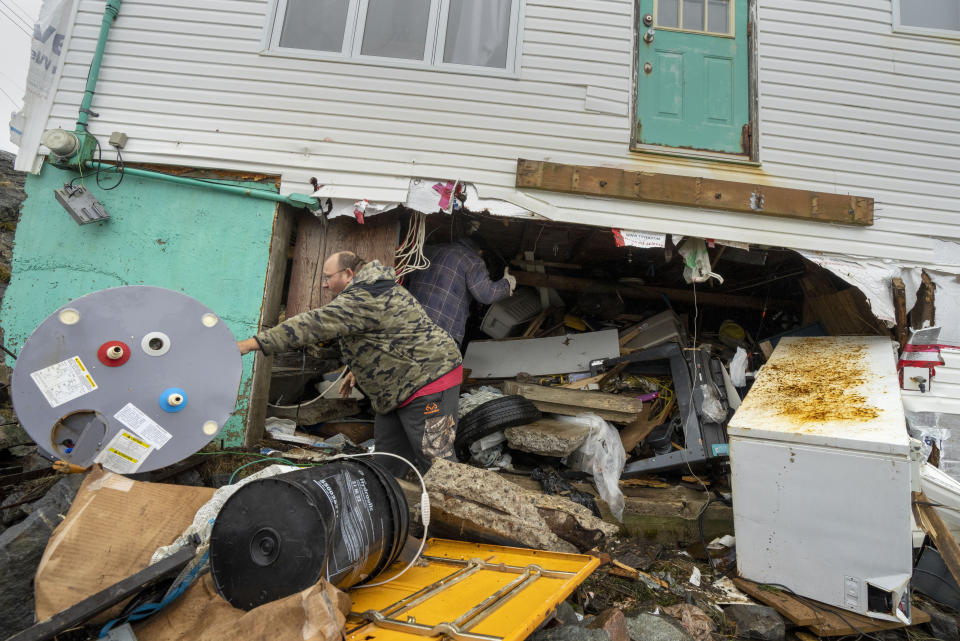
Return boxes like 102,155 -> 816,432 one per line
643,28 -> 655,43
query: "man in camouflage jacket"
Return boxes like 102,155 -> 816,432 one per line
238,251 -> 462,476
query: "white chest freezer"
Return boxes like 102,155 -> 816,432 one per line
729,336 -> 916,624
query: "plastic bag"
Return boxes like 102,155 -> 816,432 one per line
729,347 -> 748,387
906,411 -> 951,460
562,413 -> 626,522
677,238 -> 724,285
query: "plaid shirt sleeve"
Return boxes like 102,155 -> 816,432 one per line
463,251 -> 511,304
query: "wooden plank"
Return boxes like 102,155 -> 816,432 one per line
503,381 -> 643,415
287,213 -> 400,316
910,269 -> 936,330
892,277 -> 908,351
733,578 -> 929,636
619,402 -> 661,451
913,491 -> 960,588
245,202 -> 294,446
511,270 -> 798,311
516,159 -> 873,226
523,401 -> 637,424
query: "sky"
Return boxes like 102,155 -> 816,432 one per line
0,0 -> 44,155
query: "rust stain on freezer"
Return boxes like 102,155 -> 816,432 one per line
751,338 -> 880,426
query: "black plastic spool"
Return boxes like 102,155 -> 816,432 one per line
208,458 -> 409,610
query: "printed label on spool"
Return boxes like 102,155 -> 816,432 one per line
30,356 -> 98,408
114,402 -> 172,449
94,430 -> 151,474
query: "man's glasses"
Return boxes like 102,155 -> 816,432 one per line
321,268 -> 347,284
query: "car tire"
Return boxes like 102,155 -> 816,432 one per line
455,395 -> 541,461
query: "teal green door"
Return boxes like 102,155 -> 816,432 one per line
636,0 -> 749,154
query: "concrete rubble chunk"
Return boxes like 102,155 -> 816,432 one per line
625,612 -> 695,641
530,625 -> 610,641
586,608 -> 630,641
505,418 -> 591,457
424,459 -> 617,553
722,604 -> 785,641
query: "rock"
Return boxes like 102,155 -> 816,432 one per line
625,612 -> 695,641
723,604 -> 785,641
3,474 -> 83,525
661,604 -> 715,641
505,419 -> 590,457
424,459 -> 617,553
530,625 -> 609,641
554,600 -> 581,626
0,421 -> 30,450
172,469 -> 205,487
927,609 -> 960,641
0,505 -> 64,634
587,608 -> 629,641
9,445 -> 51,472
0,150 -> 26,224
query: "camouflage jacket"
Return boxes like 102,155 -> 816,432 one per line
256,261 -> 462,414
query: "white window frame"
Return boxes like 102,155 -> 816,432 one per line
261,0 -> 524,78
892,0 -> 960,40
654,0 -> 735,37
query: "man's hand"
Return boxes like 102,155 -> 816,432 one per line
503,267 -> 517,295
237,338 -> 260,355
339,370 -> 356,398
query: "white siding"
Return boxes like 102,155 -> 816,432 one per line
40,0 -> 960,263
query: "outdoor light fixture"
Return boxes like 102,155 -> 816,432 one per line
40,128 -> 81,158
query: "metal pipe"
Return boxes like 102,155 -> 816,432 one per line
84,161 -> 318,210
77,0 -> 122,133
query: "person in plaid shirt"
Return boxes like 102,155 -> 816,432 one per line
406,237 -> 516,346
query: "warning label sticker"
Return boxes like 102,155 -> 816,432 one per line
94,430 -> 151,474
114,403 -> 172,449
30,356 -> 98,408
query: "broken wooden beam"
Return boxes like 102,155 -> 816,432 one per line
892,277 -> 908,351
516,159 -> 873,226
503,380 -> 642,424
511,270 -> 798,311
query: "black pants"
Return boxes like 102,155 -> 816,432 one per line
374,385 -> 459,478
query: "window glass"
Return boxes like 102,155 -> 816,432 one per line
708,0 -> 730,34
278,0 -> 350,52
360,0 -> 432,60
900,0 -> 960,30
443,0 -> 512,67
657,0 -> 680,28
683,0 -> 705,31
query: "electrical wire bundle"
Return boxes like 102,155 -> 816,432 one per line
394,211 -> 430,282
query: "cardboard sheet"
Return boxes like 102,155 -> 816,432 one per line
34,467 -> 216,623
134,574 -> 349,641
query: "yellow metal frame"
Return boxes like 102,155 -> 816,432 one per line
346,539 -> 600,641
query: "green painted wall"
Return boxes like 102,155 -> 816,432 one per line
1,163 -> 278,446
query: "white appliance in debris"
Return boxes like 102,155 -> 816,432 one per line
729,336 -> 919,624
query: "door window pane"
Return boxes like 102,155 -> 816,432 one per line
360,0 -> 431,60
683,0 -> 705,31
279,0 -> 349,52
900,0 -> 960,30
708,0 -> 730,33
444,0 -> 512,68
657,0 -> 679,28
